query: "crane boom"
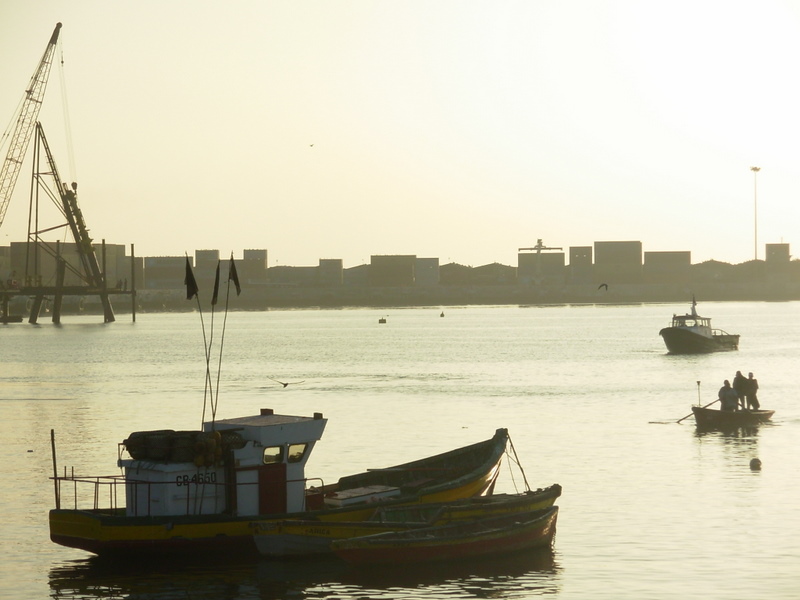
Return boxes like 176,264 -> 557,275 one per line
0,22 -> 62,229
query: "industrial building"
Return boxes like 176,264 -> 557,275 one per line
3,239 -> 800,311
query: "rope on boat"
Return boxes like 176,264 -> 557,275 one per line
504,433 -> 532,493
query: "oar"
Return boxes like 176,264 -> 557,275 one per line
677,399 -> 719,423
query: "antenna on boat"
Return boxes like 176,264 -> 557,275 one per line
207,260 -> 221,423
185,254 -> 242,429
50,429 -> 60,509
210,254 -> 241,424
184,255 -> 215,427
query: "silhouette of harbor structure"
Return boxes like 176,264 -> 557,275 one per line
1,27 -> 793,321
3,239 -> 799,316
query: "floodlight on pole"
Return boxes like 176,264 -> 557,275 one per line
750,166 -> 760,261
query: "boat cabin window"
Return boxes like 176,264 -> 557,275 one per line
262,446 -> 284,465
287,443 -> 308,463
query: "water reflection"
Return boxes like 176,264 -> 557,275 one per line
692,423 -> 772,473
693,425 -> 764,439
48,549 -> 561,599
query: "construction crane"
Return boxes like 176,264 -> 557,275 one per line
0,22 -> 62,230
28,122 -> 115,323
518,239 -> 563,284
519,239 -> 562,254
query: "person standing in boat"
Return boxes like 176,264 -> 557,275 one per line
746,372 -> 760,410
718,380 -> 739,412
732,371 -> 747,410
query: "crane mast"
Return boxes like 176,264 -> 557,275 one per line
28,123 -> 115,322
0,22 -> 62,229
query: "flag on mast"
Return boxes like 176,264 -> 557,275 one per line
184,257 -> 199,300
211,261 -> 221,305
229,255 -> 241,296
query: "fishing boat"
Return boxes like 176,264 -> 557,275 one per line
255,485 -> 562,557
49,417 -> 510,557
331,506 -> 558,565
692,406 -> 774,429
659,297 -> 739,354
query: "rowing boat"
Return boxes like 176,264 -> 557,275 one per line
692,405 -> 774,429
331,506 -> 558,565
255,485 -> 562,557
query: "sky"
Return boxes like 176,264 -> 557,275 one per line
1,1 -> 800,268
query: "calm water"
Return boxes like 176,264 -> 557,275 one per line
2,302 -> 799,599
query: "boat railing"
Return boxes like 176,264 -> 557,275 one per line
51,468 -> 126,514
711,328 -> 735,336
51,470 -> 327,516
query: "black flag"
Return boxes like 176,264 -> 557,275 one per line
229,256 -> 241,296
184,257 -> 198,300
211,261 -> 221,305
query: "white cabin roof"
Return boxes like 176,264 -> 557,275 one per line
206,409 -> 327,446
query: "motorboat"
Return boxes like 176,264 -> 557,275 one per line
659,298 -> 739,354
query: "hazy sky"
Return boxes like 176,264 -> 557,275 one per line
2,1 -> 799,267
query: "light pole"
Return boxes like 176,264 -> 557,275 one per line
750,166 -> 760,261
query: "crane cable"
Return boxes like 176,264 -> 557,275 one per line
50,35 -> 75,249
57,37 -> 78,184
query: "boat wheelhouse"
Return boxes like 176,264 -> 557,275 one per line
118,409 -> 326,519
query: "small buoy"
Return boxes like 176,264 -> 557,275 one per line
750,458 -> 762,470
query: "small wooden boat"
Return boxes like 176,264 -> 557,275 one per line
256,485 -> 562,557
331,506 -> 558,565
659,297 -> 739,354
692,405 -> 774,429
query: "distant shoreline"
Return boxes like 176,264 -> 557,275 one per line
32,281 -> 800,316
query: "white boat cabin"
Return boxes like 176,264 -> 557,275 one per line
118,409 -> 327,518
669,313 -> 713,335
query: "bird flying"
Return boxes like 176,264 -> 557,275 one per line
267,377 -> 305,388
